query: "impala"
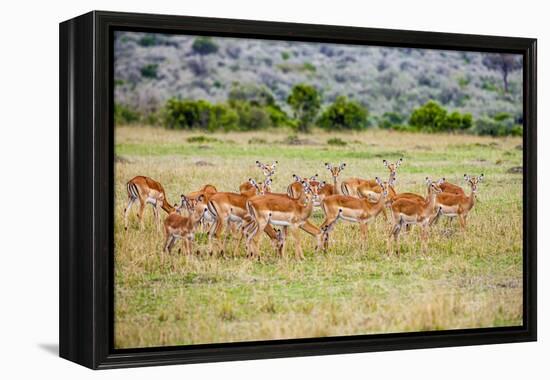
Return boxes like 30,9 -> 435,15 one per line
124,175 -> 174,231
206,179 -> 261,256
319,177 -> 389,251
341,158 -> 402,197
186,184 -> 218,230
324,163 -> 346,195
438,178 -> 466,196
240,177 -> 323,253
245,181 -> 318,260
256,160 -> 278,177
387,178 -> 442,255
287,174 -> 334,205
163,195 -> 207,255
430,174 -> 483,229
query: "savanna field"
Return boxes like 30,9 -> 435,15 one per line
114,126 -> 523,349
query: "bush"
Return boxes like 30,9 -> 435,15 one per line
229,100 -> 272,130
378,112 -> 405,129
318,96 -> 368,130
140,64 -> 158,79
191,37 -> 218,55
114,104 -> 141,125
409,100 -> 448,131
474,115 -> 522,136
409,100 -> 472,132
327,137 -> 347,146
163,98 -> 214,130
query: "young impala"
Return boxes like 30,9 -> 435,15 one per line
319,178 -> 389,251
341,158 -> 403,197
124,175 -> 174,231
245,181 -> 318,260
163,195 -> 207,255
430,174 -> 483,229
186,184 -> 218,231
387,178 -> 442,255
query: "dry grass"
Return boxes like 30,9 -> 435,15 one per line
114,126 -> 523,348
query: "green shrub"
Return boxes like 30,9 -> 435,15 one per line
409,100 -> 448,131
191,37 -> 218,55
163,98 -> 213,130
445,111 -> 473,131
281,51 -> 290,60
139,35 -> 159,47
409,100 -> 472,132
229,100 -> 272,130
114,104 -> 141,125
140,64 -> 158,79
379,112 -> 405,129
318,96 -> 368,130
474,116 -> 522,136
327,137 -> 347,146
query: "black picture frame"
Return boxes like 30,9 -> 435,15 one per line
59,10 -> 537,369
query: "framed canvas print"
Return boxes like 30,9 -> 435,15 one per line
59,11 -> 537,369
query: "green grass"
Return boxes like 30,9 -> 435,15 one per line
114,126 -> 523,348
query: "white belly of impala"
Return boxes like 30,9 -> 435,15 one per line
269,220 -> 291,227
439,205 -> 458,216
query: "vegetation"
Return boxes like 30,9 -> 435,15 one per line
287,84 -> 322,133
114,126 -> 523,348
408,100 -> 473,133
318,96 -> 368,130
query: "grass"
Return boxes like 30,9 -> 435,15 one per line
114,126 -> 523,349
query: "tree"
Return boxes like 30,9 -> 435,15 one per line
482,53 -> 522,93
191,37 -> 219,74
318,96 -> 368,130
409,100 -> 448,131
287,84 -> 321,133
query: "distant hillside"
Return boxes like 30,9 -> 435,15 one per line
114,31 -> 523,122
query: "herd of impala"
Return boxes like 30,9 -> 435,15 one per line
123,159 -> 484,259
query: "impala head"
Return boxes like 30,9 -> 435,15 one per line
437,177 -> 446,185
248,178 -> 263,195
256,160 -> 278,177
425,177 -> 443,194
383,158 -> 403,177
464,174 -> 484,194
374,177 -> 389,199
387,173 -> 397,189
261,178 -> 273,194
325,162 -> 346,178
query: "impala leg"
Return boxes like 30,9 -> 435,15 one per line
124,197 -> 135,230
153,203 -> 161,232
137,198 -> 146,230
320,217 -> 338,252
458,214 -> 466,231
252,220 -> 267,261
359,222 -> 368,249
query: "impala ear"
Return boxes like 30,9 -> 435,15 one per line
437,178 -> 445,185
464,174 -> 470,181
256,160 -> 261,167
478,174 -> 484,182
396,157 -> 403,167
325,162 -> 332,170
383,159 -> 388,167
320,180 -> 326,189
425,176 -> 432,185
339,163 -> 346,170
311,174 -> 318,181
273,160 -> 278,167
292,174 -> 300,182
249,178 -> 257,186
375,176 -> 382,185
